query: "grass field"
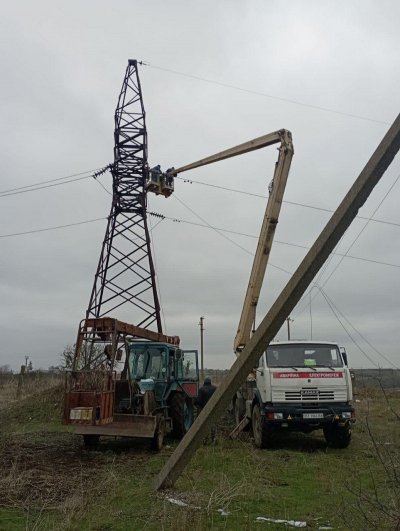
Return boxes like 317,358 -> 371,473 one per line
0,375 -> 399,530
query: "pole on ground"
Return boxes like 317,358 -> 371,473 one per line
153,113 -> 400,491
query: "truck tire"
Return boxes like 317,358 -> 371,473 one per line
252,403 -> 275,448
170,392 -> 193,439
151,415 -> 166,451
83,434 -> 100,447
323,423 -> 351,448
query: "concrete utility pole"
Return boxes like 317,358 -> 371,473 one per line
153,113 -> 400,491
199,316 -> 205,382
286,316 -> 293,340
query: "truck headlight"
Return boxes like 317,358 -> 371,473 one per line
274,413 -> 283,420
342,412 -> 351,419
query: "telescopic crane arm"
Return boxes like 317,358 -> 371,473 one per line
151,129 -> 293,355
172,130 -> 290,175
233,129 -> 293,355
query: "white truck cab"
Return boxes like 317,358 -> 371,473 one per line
235,341 -> 355,448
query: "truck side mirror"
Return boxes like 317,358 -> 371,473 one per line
341,349 -> 348,366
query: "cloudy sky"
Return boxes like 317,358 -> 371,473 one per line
1,0 -> 399,371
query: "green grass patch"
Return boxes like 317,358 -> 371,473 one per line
0,384 -> 399,530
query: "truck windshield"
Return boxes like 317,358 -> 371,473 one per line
266,343 -> 343,368
129,346 -> 167,380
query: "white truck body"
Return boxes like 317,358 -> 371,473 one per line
236,341 -> 355,448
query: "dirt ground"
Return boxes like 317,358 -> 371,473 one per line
0,378 -> 238,516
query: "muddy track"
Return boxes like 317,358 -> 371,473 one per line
0,431 -> 152,508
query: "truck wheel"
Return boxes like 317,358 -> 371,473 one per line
83,434 -> 100,447
252,403 -> 274,448
323,423 -> 351,448
170,393 -> 193,439
152,416 -> 166,451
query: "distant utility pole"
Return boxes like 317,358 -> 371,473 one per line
286,317 -> 293,340
199,316 -> 205,382
24,355 -> 29,368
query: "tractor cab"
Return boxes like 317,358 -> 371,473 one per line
122,342 -> 199,441
128,342 -> 198,401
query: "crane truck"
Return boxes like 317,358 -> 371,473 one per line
230,133 -> 355,448
233,340 -> 354,448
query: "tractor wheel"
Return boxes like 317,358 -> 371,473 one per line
151,415 -> 166,451
83,434 -> 100,447
323,423 -> 351,448
252,403 -> 275,449
170,392 -> 194,439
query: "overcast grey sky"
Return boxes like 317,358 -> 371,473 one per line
1,0 -> 399,371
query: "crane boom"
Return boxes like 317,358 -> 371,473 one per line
234,129 -> 293,354
173,130 -> 287,174
161,128 -> 293,355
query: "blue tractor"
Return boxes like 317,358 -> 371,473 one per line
64,319 -> 199,451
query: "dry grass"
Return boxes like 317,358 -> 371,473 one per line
0,373 -> 399,530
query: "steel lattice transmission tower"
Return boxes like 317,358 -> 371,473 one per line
86,59 -> 162,332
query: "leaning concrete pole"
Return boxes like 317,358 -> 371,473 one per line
154,113 -> 400,491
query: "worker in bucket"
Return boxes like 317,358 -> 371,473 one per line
196,377 -> 217,443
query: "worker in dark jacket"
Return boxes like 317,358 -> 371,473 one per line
196,377 -> 217,443
197,377 -> 216,408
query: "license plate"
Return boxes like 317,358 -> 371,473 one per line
303,412 -> 324,419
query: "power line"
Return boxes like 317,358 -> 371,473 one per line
172,196 -> 254,257
0,217 -> 107,238
320,287 -> 399,369
140,61 -> 389,126
171,194 -> 292,275
148,211 -> 400,270
316,286 -> 379,368
3,164 -> 399,237
318,172 -> 400,288
0,167 -> 104,194
1,204 -> 399,271
0,165 -> 112,198
294,171 -> 400,318
164,196 -> 395,368
176,175 -> 400,230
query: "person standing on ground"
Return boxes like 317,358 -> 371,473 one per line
196,377 -> 217,443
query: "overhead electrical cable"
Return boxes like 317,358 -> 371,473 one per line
294,171 -> 400,318
172,194 -> 292,275
147,211 -> 400,270
0,167 -> 108,194
2,207 -> 400,270
318,172 -> 400,289
176,175 -> 400,230
3,166 -> 399,234
0,214 -> 163,240
167,197 -> 390,368
319,287 -> 399,370
0,217 -> 107,238
140,61 -> 389,126
315,287 -> 379,368
0,164 -> 112,198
